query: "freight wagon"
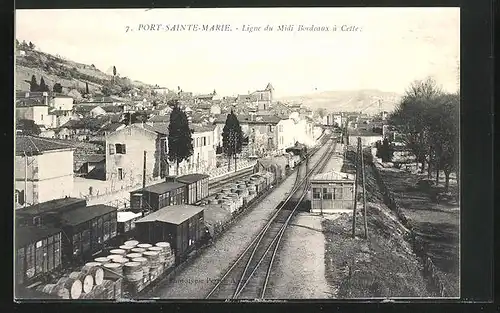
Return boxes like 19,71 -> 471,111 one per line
57,204 -> 117,265
15,224 -> 63,286
174,173 -> 210,204
130,181 -> 186,213
134,204 -> 205,264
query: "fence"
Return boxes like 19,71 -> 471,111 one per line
369,160 -> 447,297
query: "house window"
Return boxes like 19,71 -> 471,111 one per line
108,144 -> 115,155
333,187 -> 343,200
41,114 -> 43,121
163,139 -> 168,153
15,190 -> 25,205
268,125 -> 274,132
203,137 -> 206,146
312,188 -> 321,199
115,143 -> 126,154
323,187 -> 333,200
118,168 -> 124,180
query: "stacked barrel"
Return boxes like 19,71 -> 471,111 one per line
33,261 -> 120,300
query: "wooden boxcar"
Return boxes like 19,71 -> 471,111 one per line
16,197 -> 87,227
57,204 -> 117,265
134,204 -> 205,264
15,224 -> 63,286
175,173 -> 210,204
130,181 -> 186,212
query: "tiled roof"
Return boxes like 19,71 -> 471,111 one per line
74,105 -> 99,112
147,115 -> 171,123
16,136 -> 75,155
102,105 -> 124,113
82,154 -> 106,163
16,98 -> 47,107
143,123 -> 168,135
191,124 -> 215,133
135,204 -> 204,225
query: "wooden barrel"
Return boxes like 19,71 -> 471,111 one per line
156,242 -> 172,257
148,246 -> 165,263
101,280 -> 115,299
106,254 -> 124,261
36,283 -> 71,299
94,257 -> 110,264
56,277 -> 82,299
102,263 -> 123,280
142,251 -> 160,268
131,257 -> 150,277
124,240 -> 139,247
131,247 -> 146,254
109,249 -> 126,256
69,271 -> 93,294
126,252 -> 143,259
112,257 -> 129,265
91,284 -> 104,299
123,262 -> 143,282
137,243 -> 152,249
82,263 -> 105,286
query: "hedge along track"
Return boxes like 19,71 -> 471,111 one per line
205,137 -> 337,300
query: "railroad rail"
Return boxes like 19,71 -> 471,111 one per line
205,137 -> 336,300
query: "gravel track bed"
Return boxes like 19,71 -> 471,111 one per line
147,142 -> 332,299
266,213 -> 330,299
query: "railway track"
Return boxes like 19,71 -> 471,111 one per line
205,137 -> 337,300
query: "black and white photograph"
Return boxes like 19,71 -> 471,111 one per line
14,7 -> 460,301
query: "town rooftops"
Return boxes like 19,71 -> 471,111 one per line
16,136 -> 75,156
310,171 -> 355,182
136,181 -> 186,195
147,115 -> 171,123
191,124 -> 215,133
102,105 -> 124,113
143,123 -> 168,135
16,197 -> 87,216
175,173 -> 210,184
59,204 -> 116,226
15,224 -> 62,248
135,204 -> 204,225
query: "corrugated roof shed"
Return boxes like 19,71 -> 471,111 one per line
176,173 -> 210,184
15,224 -> 62,248
135,204 -> 204,225
140,181 -> 186,194
59,204 -> 116,226
16,136 -> 75,156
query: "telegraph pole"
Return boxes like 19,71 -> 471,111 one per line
361,139 -> 368,239
351,138 -> 359,238
142,151 -> 147,188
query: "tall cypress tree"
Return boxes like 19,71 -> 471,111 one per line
222,110 -> 243,172
85,82 -> 89,94
29,75 -> 39,92
167,101 -> 194,175
39,77 -> 49,92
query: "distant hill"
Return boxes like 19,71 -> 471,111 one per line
278,89 -> 402,114
15,45 -> 154,97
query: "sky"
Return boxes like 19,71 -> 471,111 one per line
15,8 -> 459,98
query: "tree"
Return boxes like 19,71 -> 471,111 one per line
85,82 -> 89,94
53,83 -> 63,93
167,101 -> 194,175
39,77 -> 49,92
379,138 -> 394,162
112,66 -> 117,83
29,75 -> 39,92
15,39 -> 19,49
389,77 -> 442,173
28,41 -> 35,50
316,108 -> 326,119
222,110 -> 244,172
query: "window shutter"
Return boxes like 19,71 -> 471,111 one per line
108,144 -> 115,155
122,144 -> 126,154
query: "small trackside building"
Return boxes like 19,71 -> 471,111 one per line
134,205 -> 205,264
309,171 -> 356,214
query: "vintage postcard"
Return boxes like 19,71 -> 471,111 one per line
14,7 -> 460,301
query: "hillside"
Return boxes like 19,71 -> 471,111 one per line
15,46 -> 154,96
279,90 -> 402,114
